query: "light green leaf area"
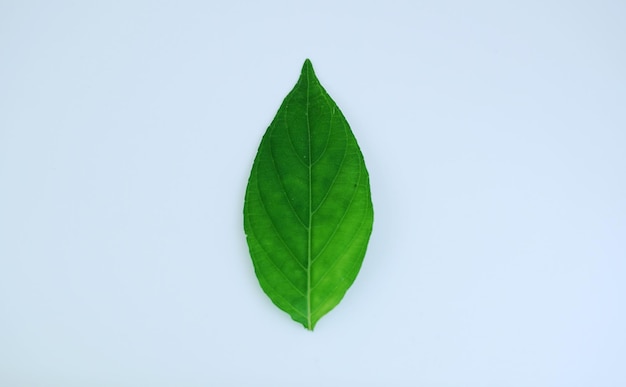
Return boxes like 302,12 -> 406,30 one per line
244,59 -> 374,330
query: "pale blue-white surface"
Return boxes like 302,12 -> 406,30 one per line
1,1 -> 625,386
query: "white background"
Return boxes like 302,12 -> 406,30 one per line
1,1 -> 625,386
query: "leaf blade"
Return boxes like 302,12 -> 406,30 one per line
244,59 -> 373,330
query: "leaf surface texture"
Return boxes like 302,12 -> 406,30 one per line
244,59 -> 373,330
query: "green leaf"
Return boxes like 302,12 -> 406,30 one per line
243,59 -> 374,331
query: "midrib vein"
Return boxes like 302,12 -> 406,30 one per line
305,67 -> 313,330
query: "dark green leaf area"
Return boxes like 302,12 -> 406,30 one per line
244,59 -> 373,330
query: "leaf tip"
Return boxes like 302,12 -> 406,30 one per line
302,58 -> 314,74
